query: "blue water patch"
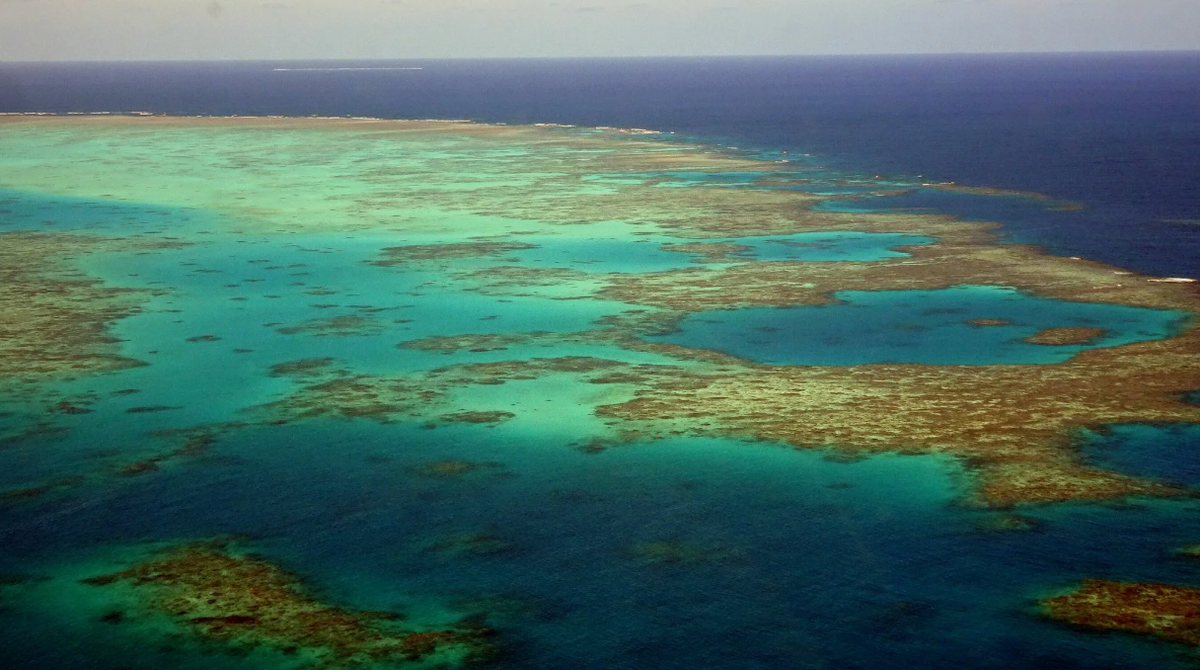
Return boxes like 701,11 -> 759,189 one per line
730,232 -> 933,262
652,285 -> 1188,366
1081,424 -> 1200,487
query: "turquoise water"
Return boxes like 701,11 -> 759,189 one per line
3,139 -> 1200,670
728,231 -> 933,262
654,285 -> 1189,366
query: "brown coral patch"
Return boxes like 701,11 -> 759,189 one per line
966,319 -> 1013,327
399,332 -> 557,354
1041,579 -> 1200,646
453,266 -> 594,296
592,332 -> 1200,507
276,314 -> 384,337
254,371 -> 441,423
268,357 -> 338,378
0,232 -> 168,384
257,332 -> 1200,508
1022,327 -> 1110,346
437,411 -> 516,426
1,476 -> 83,501
660,241 -> 753,263
114,428 -> 225,477
372,240 -> 536,266
410,460 -> 507,479
80,541 -> 495,666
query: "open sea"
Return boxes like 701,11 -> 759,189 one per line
4,53 -> 1200,275
2,54 -> 1200,669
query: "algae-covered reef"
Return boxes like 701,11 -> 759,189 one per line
80,540 -> 496,667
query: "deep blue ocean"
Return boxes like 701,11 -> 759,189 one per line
3,53 -> 1200,277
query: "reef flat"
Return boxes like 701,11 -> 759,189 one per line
4,114 -> 1200,668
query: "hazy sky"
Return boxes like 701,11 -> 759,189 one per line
2,0 -> 1198,61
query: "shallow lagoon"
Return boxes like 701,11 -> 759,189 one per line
655,285 -> 1189,366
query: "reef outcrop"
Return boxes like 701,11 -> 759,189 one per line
81,540 -> 496,666
1041,579 -> 1200,646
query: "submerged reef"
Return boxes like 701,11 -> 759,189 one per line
0,232 -> 170,383
1022,327 -> 1110,346
373,241 -> 537,266
276,314 -> 386,337
660,241 -> 753,263
80,540 -> 496,667
627,541 -> 744,566
1041,580 -> 1200,647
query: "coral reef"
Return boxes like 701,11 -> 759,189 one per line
596,242 -> 1199,313
0,232 -> 170,384
409,460 -> 507,480
269,358 -> 338,378
660,241 -> 753,263
80,540 -> 496,666
372,241 -> 536,266
437,411 -> 516,425
1022,327 -> 1110,346
257,329 -> 1200,507
276,314 -> 385,337
1041,579 -> 1200,646
8,116 -> 1200,513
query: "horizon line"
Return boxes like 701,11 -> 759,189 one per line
3,49 -> 1200,65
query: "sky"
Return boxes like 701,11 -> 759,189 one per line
1,0 -> 1198,61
